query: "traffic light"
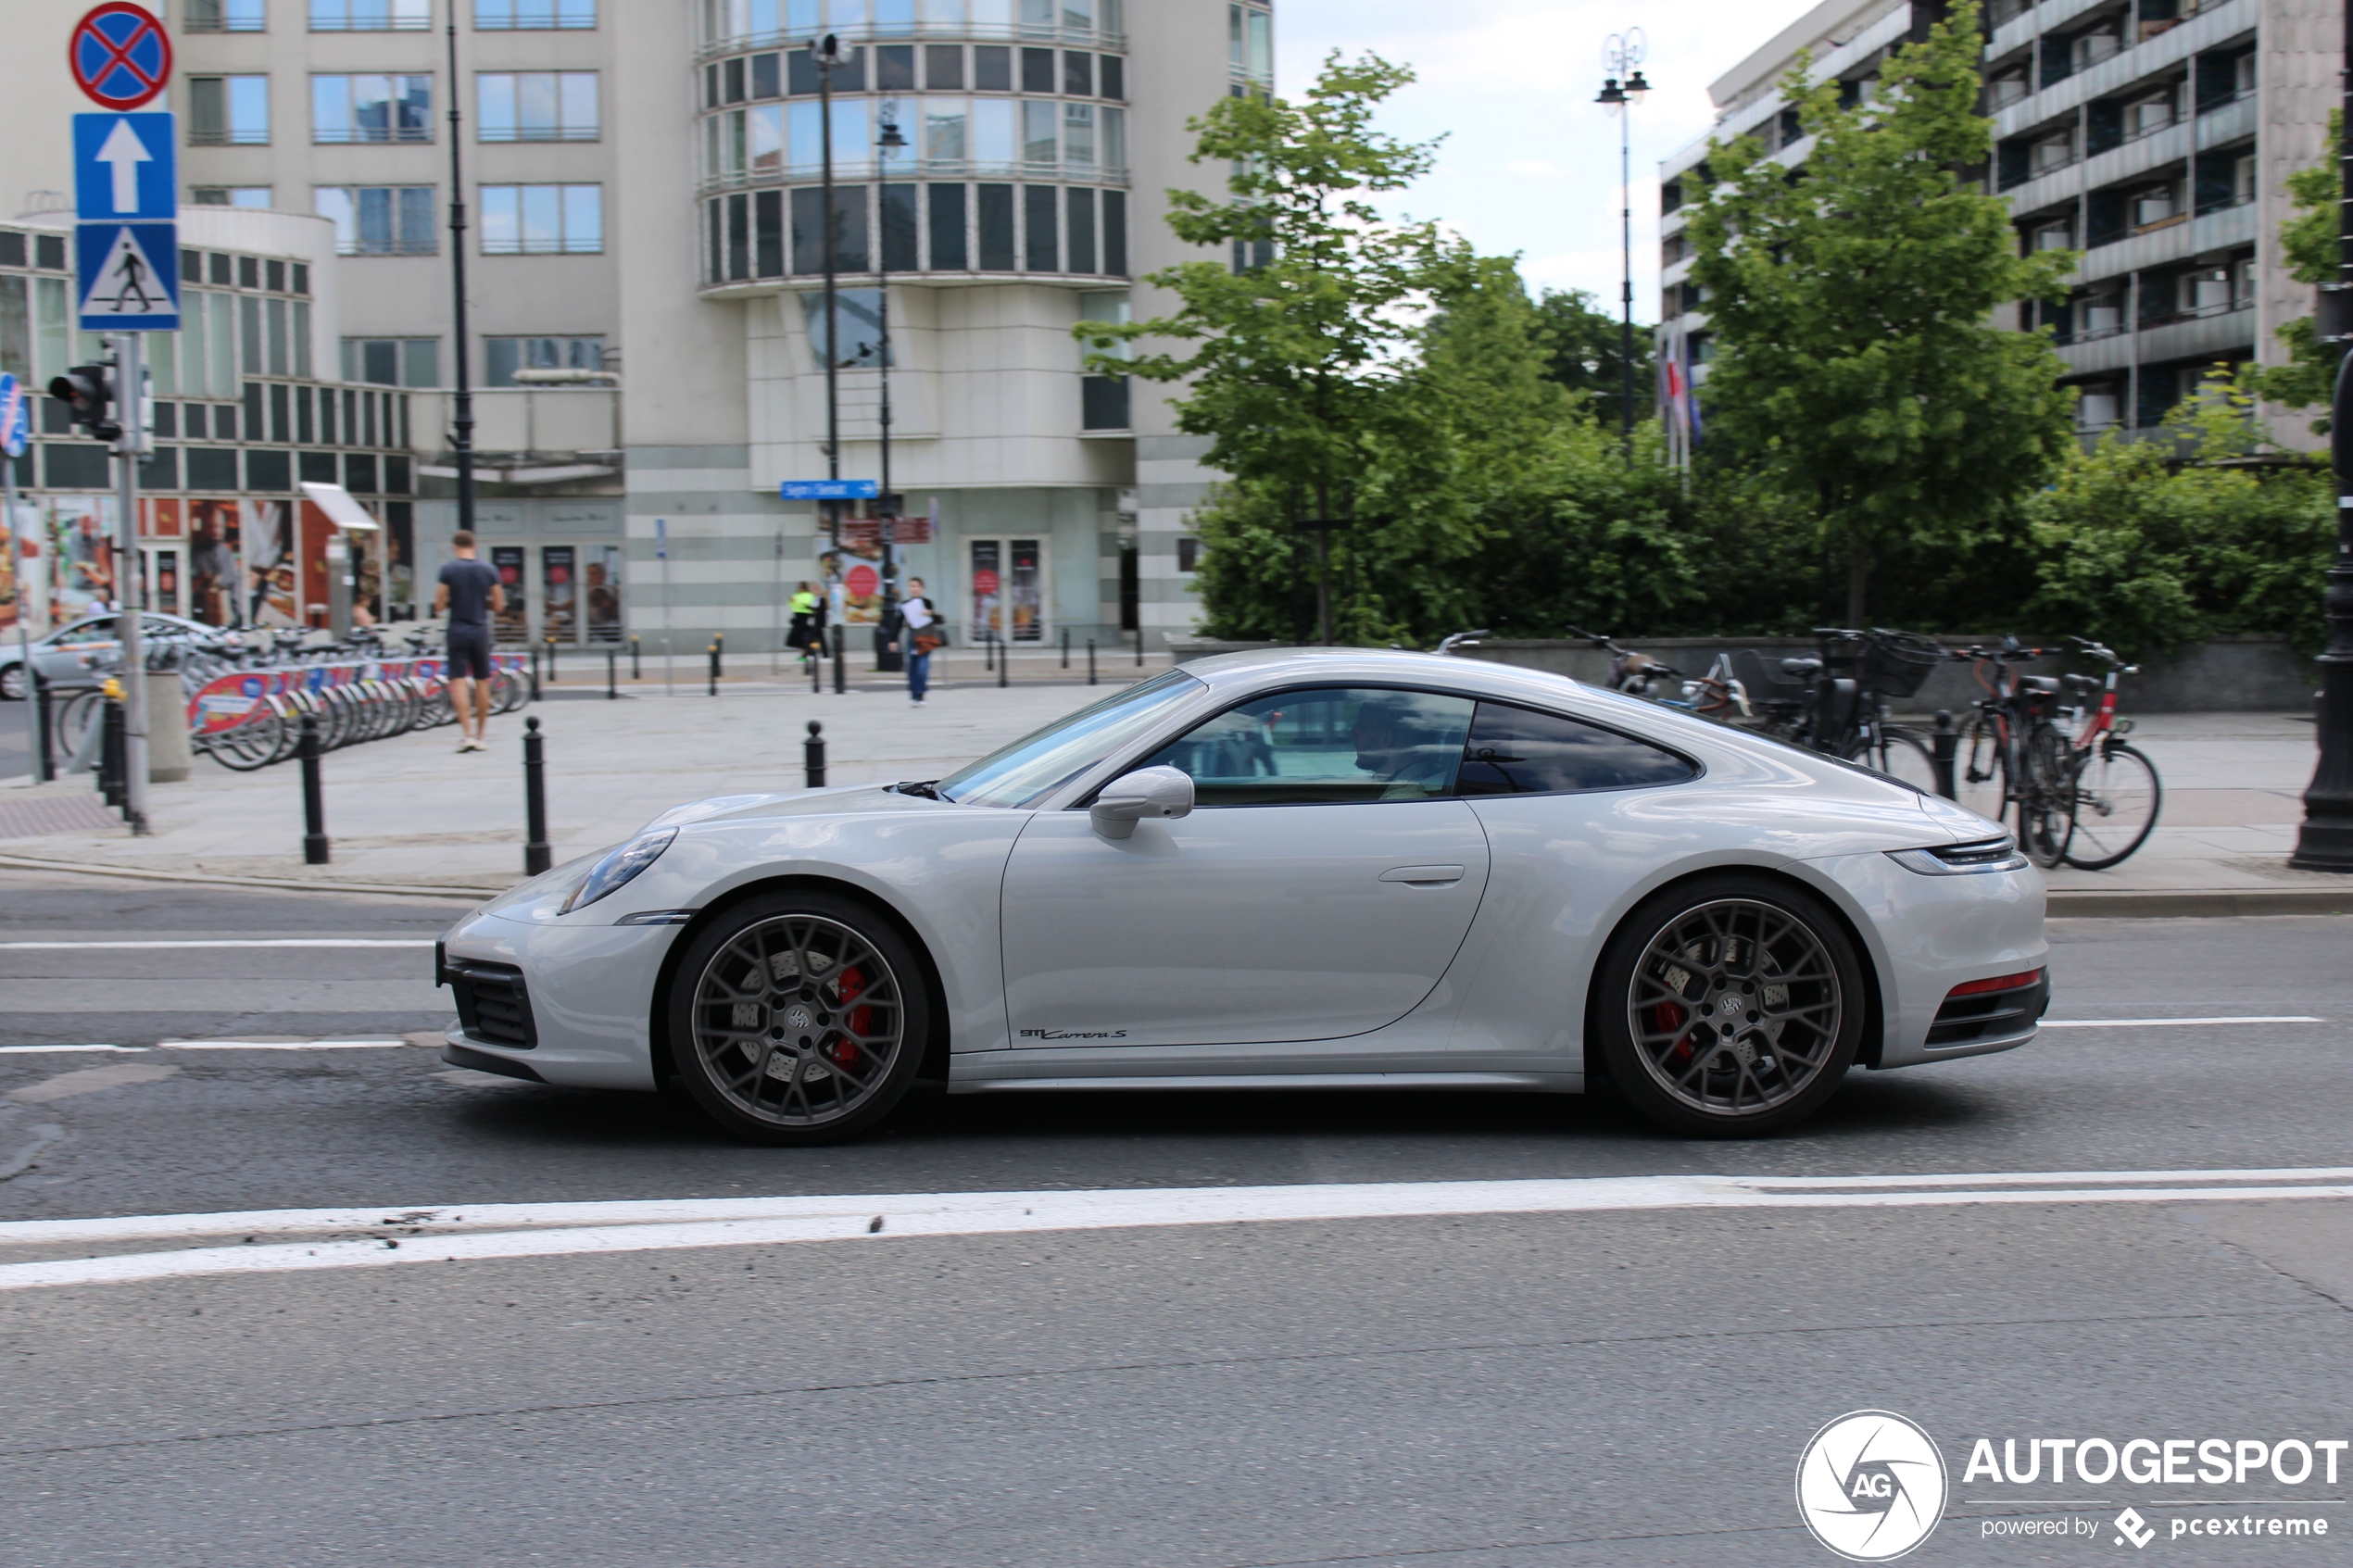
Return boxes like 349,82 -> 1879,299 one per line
49,363 -> 120,443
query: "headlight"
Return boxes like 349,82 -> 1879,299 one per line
560,828 -> 677,913
1887,836 -> 2029,876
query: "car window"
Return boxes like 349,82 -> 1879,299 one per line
937,669 -> 1204,808
1137,687 -> 1476,806
1453,701 -> 1696,796
53,619 -> 116,646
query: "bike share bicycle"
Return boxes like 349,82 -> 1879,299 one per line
1743,628 -> 1944,795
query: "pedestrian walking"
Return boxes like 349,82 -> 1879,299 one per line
434,530 -> 505,753
887,576 -> 942,706
786,581 -> 820,670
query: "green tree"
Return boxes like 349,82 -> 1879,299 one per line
1528,287 -> 1654,424
2250,111 -> 2340,432
1680,0 -> 2078,625
1077,52 -> 1462,640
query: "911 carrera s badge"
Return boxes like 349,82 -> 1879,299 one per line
1018,1028 -> 1129,1040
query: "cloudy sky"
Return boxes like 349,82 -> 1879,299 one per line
1272,0 -> 1820,319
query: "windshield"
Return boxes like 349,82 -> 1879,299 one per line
937,669 -> 1204,808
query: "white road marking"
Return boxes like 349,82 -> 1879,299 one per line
3,1166 -> 2350,1293
0,939 -> 435,950
155,1039 -> 411,1051
2040,1016 -> 2327,1028
0,1044 -> 143,1054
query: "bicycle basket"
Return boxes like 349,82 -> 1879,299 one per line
1860,630 -> 1944,699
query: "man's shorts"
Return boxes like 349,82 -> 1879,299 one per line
446,627 -> 494,682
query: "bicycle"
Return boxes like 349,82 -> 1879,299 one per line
1762,628 -> 1944,795
1564,626 -> 1752,721
2052,636 -> 2162,870
1952,637 -> 2077,868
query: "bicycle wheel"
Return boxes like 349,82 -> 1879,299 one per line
2017,724 -> 2074,869
2062,740 -> 2161,870
1956,715 -> 2007,823
1844,726 -> 1941,795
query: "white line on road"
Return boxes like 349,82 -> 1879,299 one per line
155,1040 -> 411,1051
2040,1016 -> 2327,1028
0,1044 -> 143,1054
0,939 -> 435,950
4,1166 -> 2351,1293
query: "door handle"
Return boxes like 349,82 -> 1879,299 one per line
1379,865 -> 1466,885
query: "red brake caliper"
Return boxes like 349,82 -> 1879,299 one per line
1652,1001 -> 1693,1064
829,966 -> 869,1067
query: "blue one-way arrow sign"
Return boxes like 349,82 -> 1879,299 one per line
74,112 -> 175,220
779,479 -> 879,500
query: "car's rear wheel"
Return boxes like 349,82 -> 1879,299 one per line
667,892 -> 928,1145
1593,876 -> 1864,1136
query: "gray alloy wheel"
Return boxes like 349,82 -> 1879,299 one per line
0,663 -> 24,702
669,893 -> 928,1144
1595,878 -> 1864,1136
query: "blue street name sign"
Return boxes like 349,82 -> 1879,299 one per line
74,112 -> 175,220
0,373 -> 29,459
76,220 -> 178,331
779,480 -> 879,501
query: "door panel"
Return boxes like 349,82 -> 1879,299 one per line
1000,801 -> 1491,1047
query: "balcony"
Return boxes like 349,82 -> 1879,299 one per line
408,387 -> 620,470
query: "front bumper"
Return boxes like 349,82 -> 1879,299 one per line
437,909 -> 681,1089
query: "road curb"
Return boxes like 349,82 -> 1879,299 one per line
0,852 -> 501,902
2047,887 -> 2353,918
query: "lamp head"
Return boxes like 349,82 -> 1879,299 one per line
1626,69 -> 1652,102
812,31 -> 847,67
1596,76 -> 1627,107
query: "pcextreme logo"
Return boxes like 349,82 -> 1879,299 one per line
1796,1411 -> 1951,1562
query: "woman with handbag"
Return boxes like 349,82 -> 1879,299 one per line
888,577 -> 943,706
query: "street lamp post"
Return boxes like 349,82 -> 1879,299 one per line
814,33 -> 849,559
875,104 -> 905,634
1595,31 -> 1651,451
446,18 -> 476,546
2288,0 -> 2353,871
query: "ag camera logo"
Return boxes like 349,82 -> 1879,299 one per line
1796,1410 -> 1949,1562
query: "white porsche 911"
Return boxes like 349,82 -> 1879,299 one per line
437,650 -> 2047,1142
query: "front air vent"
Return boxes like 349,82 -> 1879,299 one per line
449,960 -> 536,1049
1927,968 -> 2048,1047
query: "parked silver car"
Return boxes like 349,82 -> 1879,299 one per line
438,650 -> 2048,1142
0,612 -> 229,700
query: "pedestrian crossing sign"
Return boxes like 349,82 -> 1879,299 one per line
75,220 -> 178,331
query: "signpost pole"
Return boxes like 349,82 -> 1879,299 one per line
114,332 -> 148,833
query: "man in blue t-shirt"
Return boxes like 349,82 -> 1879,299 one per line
433,531 -> 506,753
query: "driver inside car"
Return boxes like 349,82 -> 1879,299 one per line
1351,696 -> 1461,799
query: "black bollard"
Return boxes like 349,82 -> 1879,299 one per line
630,634 -> 641,681
529,646 -> 542,704
299,712 -> 330,864
544,634 -> 558,684
713,633 -> 724,679
707,642 -> 719,697
832,625 -> 846,695
997,632 -> 1008,688
1087,638 -> 1097,686
1135,627 -> 1143,667
1061,627 -> 1070,669
984,633 -> 995,674
522,716 -> 551,875
1931,709 -> 1958,800
811,635 -> 823,694
804,720 -> 826,787
99,696 -> 125,809
607,646 -> 618,699
33,671 -> 56,783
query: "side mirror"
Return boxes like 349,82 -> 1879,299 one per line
1089,765 -> 1194,839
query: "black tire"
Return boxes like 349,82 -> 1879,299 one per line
665,891 -> 929,1145
2061,739 -> 2161,870
0,664 -> 24,702
1592,874 -> 1866,1137
1956,714 -> 2007,824
1843,725 -> 1940,795
2017,724 -> 2074,868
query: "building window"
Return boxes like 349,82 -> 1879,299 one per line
343,337 -> 440,386
480,185 -> 603,253
1228,3 -> 1271,81
189,77 -> 271,145
309,0 -> 429,29
185,0 -> 267,31
312,75 -> 434,143
315,186 -> 438,255
484,335 -> 604,387
478,72 -> 599,142
192,187 -> 274,208
1176,537 -> 1200,573
474,0 -> 594,26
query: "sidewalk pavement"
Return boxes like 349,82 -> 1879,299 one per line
0,695 -> 2344,916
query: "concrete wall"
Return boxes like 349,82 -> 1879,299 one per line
1171,635 -> 2320,713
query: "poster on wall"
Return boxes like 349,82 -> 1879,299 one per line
585,545 -> 622,642
1008,538 -> 1042,642
242,499 -> 297,627
48,497 -> 117,622
542,546 -> 575,643
0,503 -> 18,637
821,540 -> 885,625
968,539 -> 1000,640
491,546 -> 529,642
187,498 -> 240,627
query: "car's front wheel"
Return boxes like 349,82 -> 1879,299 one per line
667,892 -> 929,1145
1592,875 -> 1865,1136
0,663 -> 25,702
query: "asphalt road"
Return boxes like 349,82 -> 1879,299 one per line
2,872 -> 2349,1567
